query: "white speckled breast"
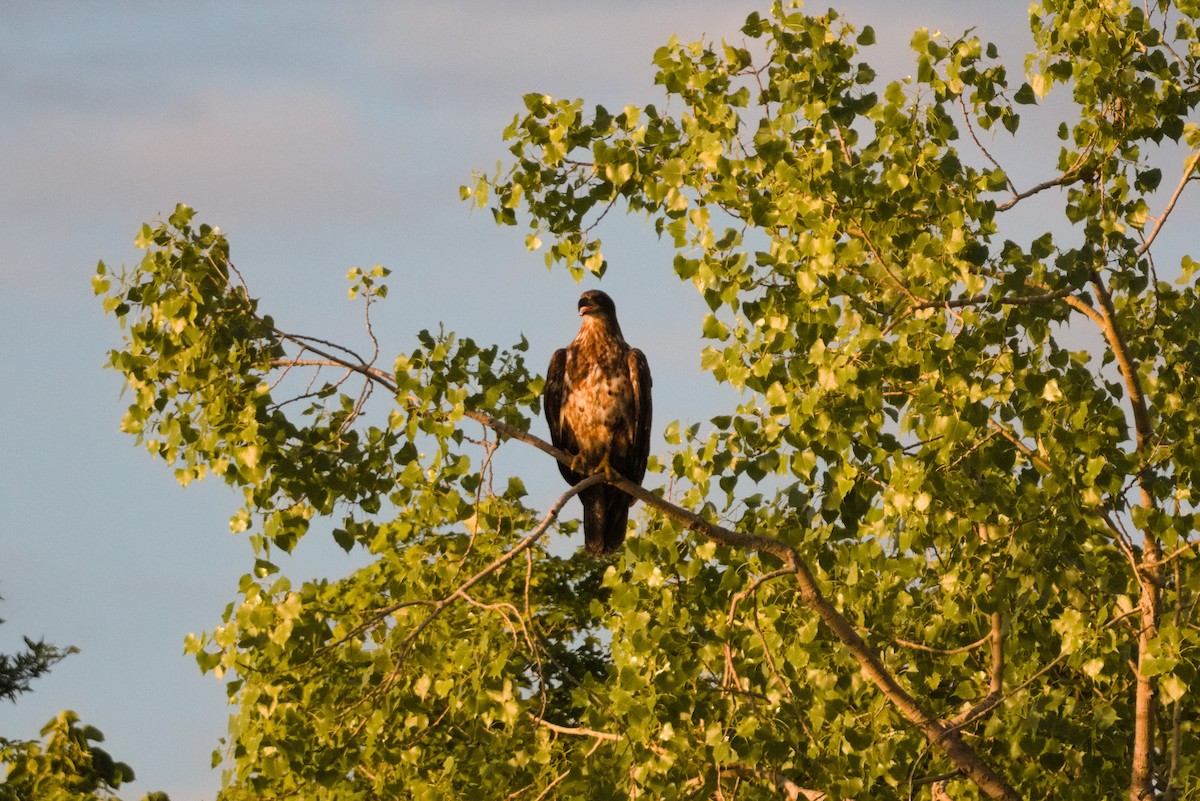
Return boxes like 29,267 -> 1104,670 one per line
561,324 -> 634,460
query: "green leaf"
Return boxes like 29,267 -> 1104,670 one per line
1013,82 -> 1037,104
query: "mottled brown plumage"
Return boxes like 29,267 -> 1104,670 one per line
544,290 -> 652,555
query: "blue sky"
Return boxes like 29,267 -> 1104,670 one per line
4,3 -> 1185,799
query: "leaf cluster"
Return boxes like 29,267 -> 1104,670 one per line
0,711 -> 163,801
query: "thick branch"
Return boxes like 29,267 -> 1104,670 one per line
1086,274 -> 1160,801
1089,274 -> 1153,470
1061,292 -> 1105,327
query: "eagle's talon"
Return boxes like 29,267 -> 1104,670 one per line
568,453 -> 590,475
592,453 -> 619,482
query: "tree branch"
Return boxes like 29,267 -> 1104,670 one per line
987,419 -> 1051,472
994,172 -> 1079,211
310,472 -> 604,687
721,763 -> 834,801
1089,273 -> 1153,472
528,713 -> 622,742
272,332 -> 398,391
959,95 -> 1017,197
949,612 -> 1005,729
597,466 -> 1019,798
1081,270 -> 1161,801
1159,537 -> 1200,567
728,568 -> 796,697
872,629 -> 992,657
907,287 -> 1074,313
1136,148 -> 1200,258
847,223 -> 924,307
994,135 -> 1098,212
1061,292 -> 1105,327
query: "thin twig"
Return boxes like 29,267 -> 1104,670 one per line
727,568 -> 794,625
995,173 -> 1077,212
873,629 -> 993,657
908,287 -> 1074,312
1136,149 -> 1200,257
726,567 -> 795,696
278,330 -> 374,369
1159,537 -> 1200,567
849,224 -> 923,307
528,714 -> 622,742
958,95 -> 1017,197
994,133 -> 1098,212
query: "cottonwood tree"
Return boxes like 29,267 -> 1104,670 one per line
97,1 -> 1199,799
0,712 -> 155,801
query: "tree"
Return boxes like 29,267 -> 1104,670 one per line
0,712 -> 147,801
0,604 -> 74,705
96,1 -> 1200,799
0,606 -> 162,801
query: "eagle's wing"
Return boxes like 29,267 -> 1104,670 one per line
626,347 -> 653,487
544,348 -> 580,484
544,348 -> 567,447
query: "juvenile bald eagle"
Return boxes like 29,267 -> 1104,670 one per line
544,290 -> 652,555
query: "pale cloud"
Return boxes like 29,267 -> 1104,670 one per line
0,84 -> 382,293
352,2 -> 763,107
3,84 -> 368,219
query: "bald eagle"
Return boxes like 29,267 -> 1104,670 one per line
544,290 -> 652,555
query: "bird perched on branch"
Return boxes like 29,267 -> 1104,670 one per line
544,290 -> 652,555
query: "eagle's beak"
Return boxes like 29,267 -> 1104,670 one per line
578,301 -> 595,316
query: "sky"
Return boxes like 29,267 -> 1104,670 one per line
0,3 -> 1191,799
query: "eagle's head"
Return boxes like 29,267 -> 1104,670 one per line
577,290 -> 617,319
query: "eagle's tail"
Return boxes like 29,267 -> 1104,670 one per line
582,487 -> 630,555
